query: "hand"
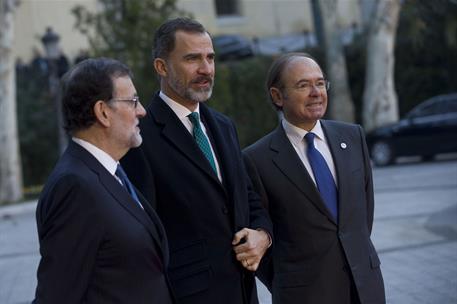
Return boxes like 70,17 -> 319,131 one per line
232,228 -> 270,272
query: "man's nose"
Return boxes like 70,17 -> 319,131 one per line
136,102 -> 146,117
309,83 -> 320,96
198,59 -> 213,74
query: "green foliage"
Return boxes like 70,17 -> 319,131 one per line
16,66 -> 59,187
395,0 -> 457,115
210,56 -> 278,147
72,0 -> 189,102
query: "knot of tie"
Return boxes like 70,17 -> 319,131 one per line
304,132 -> 316,148
188,112 -> 200,127
115,164 -> 128,181
115,164 -> 142,207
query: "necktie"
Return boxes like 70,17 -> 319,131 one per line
188,112 -> 217,173
115,164 -> 142,208
304,132 -> 338,221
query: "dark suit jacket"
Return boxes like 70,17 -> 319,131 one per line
34,141 -> 174,304
121,94 -> 272,304
243,120 -> 385,304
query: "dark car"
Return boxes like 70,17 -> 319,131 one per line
212,34 -> 254,61
366,93 -> 457,166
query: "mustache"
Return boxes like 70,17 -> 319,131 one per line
191,76 -> 213,85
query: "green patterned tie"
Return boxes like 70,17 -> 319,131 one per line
188,112 -> 217,173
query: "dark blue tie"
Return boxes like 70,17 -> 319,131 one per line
305,132 -> 338,221
188,112 -> 217,173
115,164 -> 142,208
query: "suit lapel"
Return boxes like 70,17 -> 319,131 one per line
270,125 -> 336,223
199,103 -> 235,191
67,142 -> 166,256
148,96 -> 221,185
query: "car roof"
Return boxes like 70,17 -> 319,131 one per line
411,92 -> 457,112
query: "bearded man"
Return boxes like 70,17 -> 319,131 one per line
121,18 -> 272,304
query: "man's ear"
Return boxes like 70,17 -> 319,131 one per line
153,58 -> 167,78
93,100 -> 111,128
270,87 -> 284,108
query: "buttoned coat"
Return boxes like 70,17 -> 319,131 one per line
243,120 -> 385,304
34,141 -> 173,304
121,94 -> 273,304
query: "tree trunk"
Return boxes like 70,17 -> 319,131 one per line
359,0 -> 377,33
318,0 -> 355,123
0,0 -> 23,203
310,0 -> 324,48
362,0 -> 401,132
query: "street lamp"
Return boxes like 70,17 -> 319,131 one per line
41,27 -> 60,60
41,27 -> 67,155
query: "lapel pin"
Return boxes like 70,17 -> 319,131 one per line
340,142 -> 347,149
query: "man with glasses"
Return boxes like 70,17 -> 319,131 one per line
121,18 -> 272,304
243,53 -> 385,304
34,58 -> 174,304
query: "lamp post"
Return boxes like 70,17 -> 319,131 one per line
41,27 -> 67,155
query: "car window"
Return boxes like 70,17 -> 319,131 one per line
409,102 -> 442,118
443,98 -> 457,113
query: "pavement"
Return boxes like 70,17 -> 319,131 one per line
1,158 -> 456,304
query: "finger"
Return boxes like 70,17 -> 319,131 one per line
243,260 -> 259,272
248,261 -> 259,271
232,228 -> 249,245
235,251 -> 254,261
234,240 -> 258,255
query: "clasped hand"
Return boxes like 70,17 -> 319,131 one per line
232,228 -> 270,272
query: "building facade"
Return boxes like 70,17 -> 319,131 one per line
13,0 -> 361,62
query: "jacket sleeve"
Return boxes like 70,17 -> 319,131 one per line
242,150 -> 274,291
227,119 -> 273,237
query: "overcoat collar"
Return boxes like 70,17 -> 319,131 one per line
148,95 -> 228,189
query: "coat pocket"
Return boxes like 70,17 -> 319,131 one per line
169,239 -> 211,298
170,239 -> 207,269
170,264 -> 211,298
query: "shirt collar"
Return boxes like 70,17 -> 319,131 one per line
282,118 -> 326,144
72,137 -> 118,176
159,91 -> 200,119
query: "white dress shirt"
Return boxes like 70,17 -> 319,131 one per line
159,91 -> 222,182
72,137 -> 144,208
282,119 -> 338,186
72,137 -> 118,176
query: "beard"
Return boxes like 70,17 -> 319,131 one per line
169,74 -> 213,103
131,131 -> 143,148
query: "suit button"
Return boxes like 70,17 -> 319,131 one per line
222,206 -> 229,214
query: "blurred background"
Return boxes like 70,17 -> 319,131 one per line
1,1 -> 457,304
1,0 -> 456,203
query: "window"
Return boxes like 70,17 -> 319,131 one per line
215,0 -> 239,16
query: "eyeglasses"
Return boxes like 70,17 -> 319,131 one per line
282,80 -> 330,93
110,96 -> 140,108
